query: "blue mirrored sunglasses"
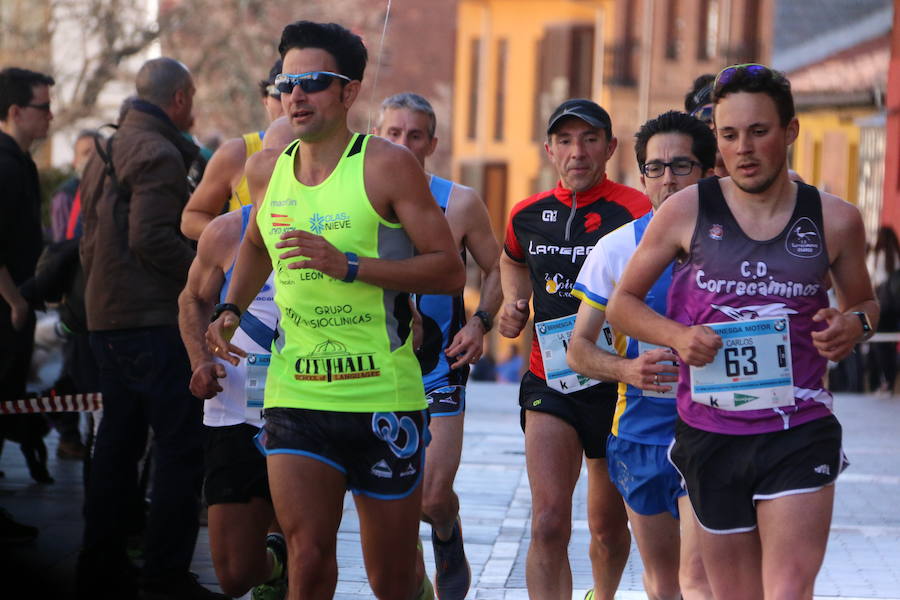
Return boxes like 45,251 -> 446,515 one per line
274,71 -> 351,95
713,63 -> 770,92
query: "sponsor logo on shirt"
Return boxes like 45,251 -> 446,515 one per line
527,240 -> 594,262
294,339 -> 380,382
309,211 -> 352,235
785,217 -> 822,259
584,212 -> 602,233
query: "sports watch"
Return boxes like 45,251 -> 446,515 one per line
210,302 -> 241,323
852,311 -> 873,342
473,310 -> 493,333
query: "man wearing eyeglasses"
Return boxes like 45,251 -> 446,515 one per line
568,110 -> 716,600
206,21 -> 464,600
0,66 -> 54,544
182,60 -> 285,240
608,64 -> 877,600
499,99 -> 650,600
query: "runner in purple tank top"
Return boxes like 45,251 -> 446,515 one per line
606,64 -> 878,600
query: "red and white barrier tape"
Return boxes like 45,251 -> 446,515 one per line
0,393 -> 102,414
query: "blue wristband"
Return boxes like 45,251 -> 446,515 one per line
342,252 -> 359,283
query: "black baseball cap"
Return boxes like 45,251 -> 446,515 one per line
546,99 -> 613,136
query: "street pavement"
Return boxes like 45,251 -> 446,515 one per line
2,382 -> 899,598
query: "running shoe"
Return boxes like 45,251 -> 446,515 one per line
432,517 -> 471,600
584,589 -> 595,600
252,533 -> 288,600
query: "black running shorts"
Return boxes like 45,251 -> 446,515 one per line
257,407 -> 428,500
203,423 -> 271,505
518,370 -> 617,458
669,415 -> 845,533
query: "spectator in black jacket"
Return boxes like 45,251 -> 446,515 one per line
0,66 -> 55,538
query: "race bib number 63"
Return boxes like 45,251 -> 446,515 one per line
689,317 -> 794,411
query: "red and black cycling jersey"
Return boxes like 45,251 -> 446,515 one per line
505,175 -> 650,379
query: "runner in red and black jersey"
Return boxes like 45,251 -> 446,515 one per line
499,98 -> 650,600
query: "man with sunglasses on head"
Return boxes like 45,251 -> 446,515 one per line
181,59 -> 285,240
374,92 -> 502,600
568,110 -> 716,600
499,99 -> 650,600
206,21 -> 465,600
608,64 -> 877,600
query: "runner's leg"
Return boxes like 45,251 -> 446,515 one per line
267,454 -> 345,600
623,507 -> 680,600
696,528 -> 762,600
207,499 -> 275,596
585,458 -> 631,600
524,411 -> 583,598
356,483 -> 425,600
677,496 -> 712,600
757,486 -> 834,600
422,411 -> 464,539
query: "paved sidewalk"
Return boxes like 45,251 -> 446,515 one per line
2,383 -> 899,598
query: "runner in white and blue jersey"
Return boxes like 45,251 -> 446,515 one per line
569,111 -> 716,600
375,93 -> 502,600
179,98 -> 295,600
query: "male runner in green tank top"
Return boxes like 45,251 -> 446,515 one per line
206,21 -> 465,600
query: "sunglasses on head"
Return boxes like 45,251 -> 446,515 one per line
690,104 -> 714,125
274,71 -> 351,95
713,63 -> 771,92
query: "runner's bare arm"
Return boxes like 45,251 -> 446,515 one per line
498,253 -> 532,339
608,189 -> 722,366
568,301 -> 678,393
178,212 -> 240,397
181,137 -> 247,240
811,194 -> 879,361
207,149 -> 278,365
445,185 -> 502,367
276,138 -> 465,294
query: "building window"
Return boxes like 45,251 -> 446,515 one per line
467,37 -> 481,140
665,0 -> 680,59
741,0 -> 760,62
494,39 -> 507,141
697,0 -> 718,60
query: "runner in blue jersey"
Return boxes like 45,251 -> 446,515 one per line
375,92 -> 502,600
607,65 -> 878,600
568,111 -> 716,600
178,121 -> 296,600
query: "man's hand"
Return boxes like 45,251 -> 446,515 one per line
190,360 -> 226,399
10,296 -> 29,331
446,319 -> 485,369
674,325 -> 722,367
620,347 -> 680,393
499,299 -> 529,338
206,311 -> 246,366
276,230 -> 350,280
811,307 -> 861,361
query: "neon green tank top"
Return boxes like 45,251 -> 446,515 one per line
257,133 -> 425,412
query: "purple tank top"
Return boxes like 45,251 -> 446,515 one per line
667,177 -> 833,434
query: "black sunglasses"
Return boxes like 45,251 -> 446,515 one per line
274,71 -> 351,95
25,102 -> 51,112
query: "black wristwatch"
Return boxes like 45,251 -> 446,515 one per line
473,310 -> 493,333
852,311 -> 873,342
211,302 -> 242,323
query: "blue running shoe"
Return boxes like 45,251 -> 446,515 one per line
432,517 -> 470,600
